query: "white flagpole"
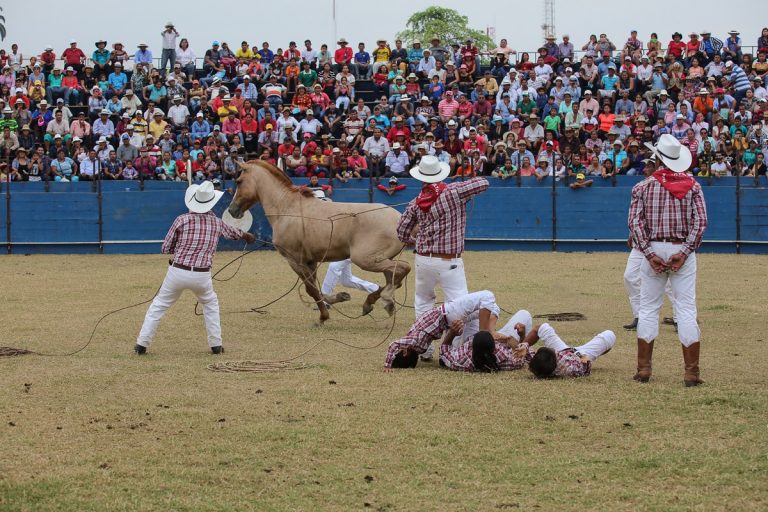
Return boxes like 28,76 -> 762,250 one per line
332,0 -> 337,48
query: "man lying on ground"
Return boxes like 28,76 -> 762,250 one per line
519,323 -> 616,378
439,309 -> 534,372
384,290 -> 500,370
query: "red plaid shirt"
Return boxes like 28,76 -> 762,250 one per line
440,339 -> 534,372
628,172 -> 708,258
384,306 -> 448,367
554,348 -> 591,378
396,177 -> 488,255
162,212 -> 243,268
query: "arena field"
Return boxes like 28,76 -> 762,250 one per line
1,251 -> 766,511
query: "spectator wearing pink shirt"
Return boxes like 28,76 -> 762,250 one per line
222,111 -> 243,145
438,91 -> 459,122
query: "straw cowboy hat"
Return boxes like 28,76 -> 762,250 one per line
644,134 -> 692,173
409,155 -> 450,183
185,181 -> 224,213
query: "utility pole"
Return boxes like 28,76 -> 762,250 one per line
542,0 -> 556,40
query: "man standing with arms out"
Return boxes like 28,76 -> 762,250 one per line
629,134 -> 707,386
135,181 -> 256,355
396,155 -> 488,361
160,22 -> 179,77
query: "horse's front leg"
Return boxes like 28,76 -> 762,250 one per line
290,261 -> 329,325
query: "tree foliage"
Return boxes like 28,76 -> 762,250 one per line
396,6 -> 493,50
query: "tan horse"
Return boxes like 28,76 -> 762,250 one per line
226,161 -> 411,324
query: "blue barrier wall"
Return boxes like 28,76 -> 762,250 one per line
1,177 -> 766,254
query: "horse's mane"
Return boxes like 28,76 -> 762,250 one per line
245,160 -> 316,198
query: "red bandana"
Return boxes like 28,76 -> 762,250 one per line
416,182 -> 447,212
652,168 -> 695,199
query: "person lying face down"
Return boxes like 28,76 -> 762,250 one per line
521,323 -> 616,378
384,290 -> 501,370
439,309 -> 534,372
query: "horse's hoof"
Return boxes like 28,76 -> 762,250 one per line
335,292 -> 351,302
362,303 -> 374,316
383,301 -> 395,317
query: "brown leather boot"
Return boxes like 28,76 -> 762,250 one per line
633,339 -> 654,382
682,342 -> 704,387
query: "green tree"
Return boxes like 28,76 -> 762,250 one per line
396,6 -> 493,50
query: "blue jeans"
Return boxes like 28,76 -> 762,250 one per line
160,49 -> 176,74
47,86 -> 71,105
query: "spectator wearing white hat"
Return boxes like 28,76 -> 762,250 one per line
120,88 -> 142,116
160,22 -> 179,76
135,42 -> 154,70
61,40 -> 86,77
92,108 -> 115,143
384,141 -> 410,177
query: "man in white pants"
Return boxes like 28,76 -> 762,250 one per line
321,259 -> 379,299
396,155 -> 489,361
623,157 -> 677,331
135,181 -> 255,355
629,134 -> 708,386
521,323 -> 616,378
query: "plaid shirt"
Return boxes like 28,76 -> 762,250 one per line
396,177 -> 488,255
384,306 -> 448,368
628,172 -> 708,258
554,348 -> 591,378
162,212 -> 243,269
440,339 -> 534,372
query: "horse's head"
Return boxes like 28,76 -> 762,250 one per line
228,161 -> 260,219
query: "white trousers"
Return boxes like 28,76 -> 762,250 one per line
137,266 -> 222,348
497,309 -> 533,342
624,248 -> 676,319
321,259 -> 379,296
415,254 -> 470,357
443,290 -> 499,347
538,323 -> 616,361
637,242 -> 700,346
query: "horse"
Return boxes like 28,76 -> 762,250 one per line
226,161 -> 411,324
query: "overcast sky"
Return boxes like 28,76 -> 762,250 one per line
2,0 -> 765,58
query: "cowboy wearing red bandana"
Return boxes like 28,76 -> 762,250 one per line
628,134 -> 708,387
396,155 -> 488,361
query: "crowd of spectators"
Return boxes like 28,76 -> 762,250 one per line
1,23 -> 768,184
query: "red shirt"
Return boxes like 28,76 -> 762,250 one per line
162,212 -> 243,269
334,47 -> 353,64
241,118 -> 258,134
62,48 -> 86,65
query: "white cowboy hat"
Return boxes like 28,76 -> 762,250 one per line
184,181 -> 224,213
409,155 -> 450,183
644,134 -> 692,173
222,209 -> 253,231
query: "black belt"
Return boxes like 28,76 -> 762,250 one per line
170,260 -> 211,272
651,238 -> 684,244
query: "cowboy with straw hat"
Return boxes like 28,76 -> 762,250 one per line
135,181 -> 256,355
628,134 -> 708,386
395,156 -> 489,361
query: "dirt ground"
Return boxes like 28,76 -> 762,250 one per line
0,251 -> 766,511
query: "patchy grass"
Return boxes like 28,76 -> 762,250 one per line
0,251 -> 767,511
